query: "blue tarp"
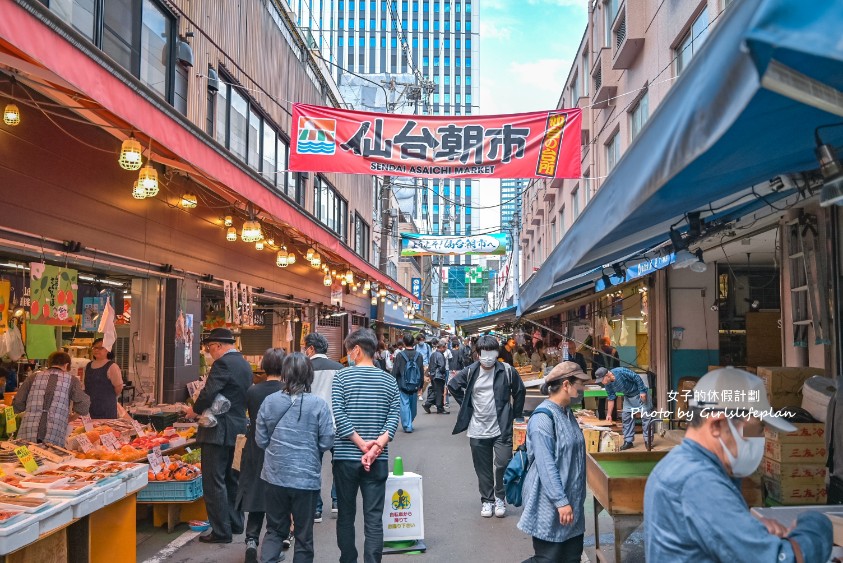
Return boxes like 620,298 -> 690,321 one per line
519,0 -> 843,314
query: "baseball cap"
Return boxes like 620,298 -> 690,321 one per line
687,367 -> 796,433
594,367 -> 609,385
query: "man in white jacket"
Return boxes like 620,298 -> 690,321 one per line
304,332 -> 344,522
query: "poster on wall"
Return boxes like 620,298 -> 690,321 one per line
29,263 -> 77,326
81,297 -> 101,331
184,313 -> 194,366
300,322 -> 311,348
223,280 -> 234,324
0,280 -> 10,334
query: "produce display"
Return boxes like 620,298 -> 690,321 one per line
0,510 -> 23,524
147,459 -> 201,482
68,424 -> 196,461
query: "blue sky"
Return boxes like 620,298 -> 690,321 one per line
479,0 -> 589,114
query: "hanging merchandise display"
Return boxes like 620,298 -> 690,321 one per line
28,263 -> 77,326
291,104 -> 582,180
0,280 -> 9,335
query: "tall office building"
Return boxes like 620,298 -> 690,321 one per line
500,178 -> 526,240
295,0 -> 482,324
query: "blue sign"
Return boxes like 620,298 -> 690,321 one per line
594,253 -> 675,292
411,277 -> 422,310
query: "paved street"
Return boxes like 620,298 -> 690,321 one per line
137,405 -> 650,563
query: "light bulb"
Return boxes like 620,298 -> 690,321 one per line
312,253 -> 321,267
226,227 -> 237,242
224,215 -> 233,227
345,270 -> 354,284
341,279 -> 347,286
364,281 -> 371,292
3,103 -> 20,126
138,164 -> 159,197
266,238 -> 275,247
276,250 -> 288,267
180,193 -> 198,208
255,240 -> 265,251
371,297 -> 378,305
287,252 -> 296,265
241,220 -> 262,242
306,247 -> 315,261
393,302 -> 398,310
132,181 -> 146,199
118,137 -> 143,170
324,274 -> 332,286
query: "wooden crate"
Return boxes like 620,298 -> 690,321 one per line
763,457 -> 828,485
583,429 -> 601,454
764,441 -> 827,464
757,366 -> 824,395
764,478 -> 827,505
765,422 -> 825,444
741,471 -> 764,507
586,451 -> 667,515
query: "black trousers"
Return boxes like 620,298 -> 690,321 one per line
264,485 -> 316,563
201,443 -> 243,539
522,534 -> 584,563
333,459 -> 388,563
424,378 -> 446,412
245,511 -> 265,542
469,435 -> 513,503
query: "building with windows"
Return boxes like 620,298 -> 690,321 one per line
520,0 -> 723,283
500,178 -> 526,238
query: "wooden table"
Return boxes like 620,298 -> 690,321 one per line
586,451 -> 666,563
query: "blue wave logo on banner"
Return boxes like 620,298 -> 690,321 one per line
297,117 -> 336,155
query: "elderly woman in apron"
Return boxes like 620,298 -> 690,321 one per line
13,351 -> 91,447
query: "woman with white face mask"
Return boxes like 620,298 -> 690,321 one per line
448,335 -> 527,519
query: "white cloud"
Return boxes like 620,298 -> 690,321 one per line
526,0 -> 589,9
482,58 -> 570,115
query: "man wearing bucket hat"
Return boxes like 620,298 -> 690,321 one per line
644,367 -> 832,562
187,328 -> 252,544
594,366 -> 654,451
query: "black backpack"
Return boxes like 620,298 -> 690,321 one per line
399,351 -> 422,393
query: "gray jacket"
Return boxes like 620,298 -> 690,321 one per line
256,392 -> 334,490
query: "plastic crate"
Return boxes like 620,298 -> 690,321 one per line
132,412 -> 180,432
137,476 -> 203,502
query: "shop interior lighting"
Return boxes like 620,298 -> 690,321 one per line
241,219 -> 262,243
118,135 -> 143,171
180,192 -> 198,209
4,76 -> 19,126
131,181 -> 146,200
392,301 -> 398,310
379,288 -> 387,297
311,252 -> 321,268
78,275 -> 124,287
323,273 -> 332,286
226,227 -> 237,242
815,130 -> 843,207
364,280 -> 371,292
255,240 -> 265,251
341,278 -> 347,286
306,247 -> 315,262
345,270 -> 354,284
293,311 -> 301,323
138,164 -> 159,197
689,249 -> 708,273
408,312 -> 415,320
276,249 -> 288,267
224,215 -> 233,227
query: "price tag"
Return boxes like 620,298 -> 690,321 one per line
100,433 -> 119,451
76,434 -> 94,453
146,452 -> 162,475
81,415 -> 94,433
163,455 -> 171,468
14,446 -> 38,473
4,407 -> 16,435
130,419 -> 147,436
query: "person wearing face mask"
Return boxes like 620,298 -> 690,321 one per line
517,362 -> 590,563
644,367 -> 832,563
448,335 -> 526,519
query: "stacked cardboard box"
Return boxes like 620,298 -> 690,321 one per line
762,422 -> 827,505
756,366 -> 825,410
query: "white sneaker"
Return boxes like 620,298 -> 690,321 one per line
494,498 -> 506,518
480,502 -> 494,518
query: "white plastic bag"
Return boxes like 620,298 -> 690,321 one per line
6,325 -> 24,361
197,393 -> 231,428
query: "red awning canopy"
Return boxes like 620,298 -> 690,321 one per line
0,2 -> 416,302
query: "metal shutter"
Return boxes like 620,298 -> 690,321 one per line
241,312 -> 274,355
317,316 -> 344,362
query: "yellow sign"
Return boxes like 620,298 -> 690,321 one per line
14,446 -> 38,473
300,322 -> 312,348
0,280 -> 9,335
391,488 -> 412,510
4,407 -> 15,434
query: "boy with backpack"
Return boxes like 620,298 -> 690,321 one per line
392,333 -> 425,433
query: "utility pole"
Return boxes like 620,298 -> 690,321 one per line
513,211 -> 521,312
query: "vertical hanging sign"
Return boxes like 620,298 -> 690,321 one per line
29,263 -> 77,325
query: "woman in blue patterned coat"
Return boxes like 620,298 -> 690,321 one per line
517,361 -> 590,563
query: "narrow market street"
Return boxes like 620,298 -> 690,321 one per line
137,408 -> 652,562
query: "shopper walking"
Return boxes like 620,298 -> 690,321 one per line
188,328 -> 251,544
14,350 -> 90,448
256,352 -> 334,563
392,333 -> 424,433
423,339 -> 449,414
518,362 -> 590,562
304,332 -> 344,521
448,335 -> 526,519
596,366 -> 654,451
237,348 -> 285,563
333,328 -> 400,563
645,367 -> 832,562
83,338 -> 123,419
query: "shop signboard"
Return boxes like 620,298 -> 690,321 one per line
28,263 -> 77,325
291,104 -> 582,180
411,278 -> 422,311
593,253 -> 676,292
0,280 -> 9,334
401,233 -> 507,256
382,472 -> 424,541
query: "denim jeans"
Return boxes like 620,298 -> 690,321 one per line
398,391 -> 417,431
333,460 -> 389,563
621,393 -> 654,444
315,481 -> 337,513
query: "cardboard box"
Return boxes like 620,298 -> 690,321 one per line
583,429 -> 601,454
763,457 -> 829,484
757,366 -> 824,395
764,441 -> 827,464
768,391 -> 804,411
765,422 -> 825,444
599,432 -> 623,453
513,421 -> 527,452
741,471 -> 764,507
764,478 -> 827,505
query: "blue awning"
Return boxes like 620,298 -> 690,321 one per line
519,0 -> 843,314
455,306 -> 516,334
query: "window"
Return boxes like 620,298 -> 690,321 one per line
354,214 -> 371,260
559,207 -> 566,238
604,0 -> 619,47
571,188 -> 580,218
606,131 -> 620,172
550,219 -> 557,247
261,126 -> 276,185
571,72 -> 580,105
676,10 -> 709,75
537,239 -> 543,263
247,110 -> 261,169
228,87 -> 249,160
630,91 -> 649,141
314,176 -> 348,239
582,50 -> 589,95
584,172 -> 592,204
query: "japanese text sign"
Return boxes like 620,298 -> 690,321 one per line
4,407 -> 15,435
291,104 -> 582,180
29,263 -> 77,326
14,446 -> 38,473
401,233 -> 508,256
411,278 -> 422,311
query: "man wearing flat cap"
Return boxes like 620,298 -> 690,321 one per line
644,367 -> 832,562
595,366 -> 653,451
188,328 -> 252,543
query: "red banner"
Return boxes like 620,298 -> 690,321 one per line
290,104 -> 582,180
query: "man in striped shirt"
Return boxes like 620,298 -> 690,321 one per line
332,328 -> 400,563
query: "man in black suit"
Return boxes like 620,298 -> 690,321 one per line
565,340 -> 588,374
187,328 -> 252,543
